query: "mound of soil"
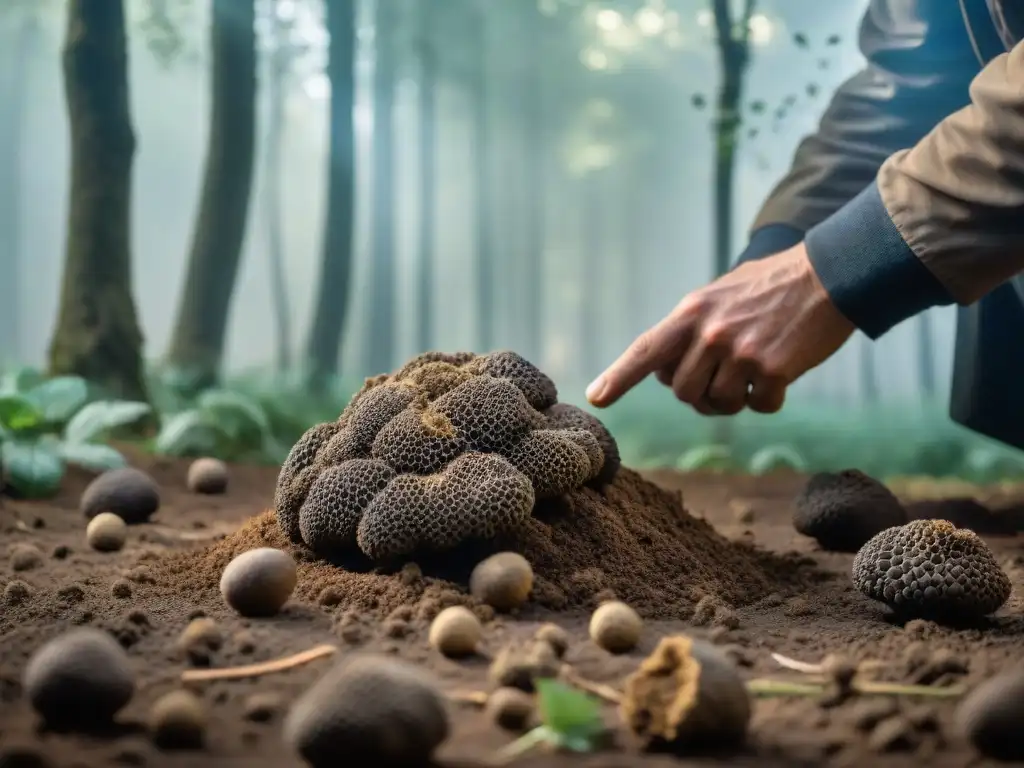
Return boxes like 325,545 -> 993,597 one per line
152,469 -> 811,620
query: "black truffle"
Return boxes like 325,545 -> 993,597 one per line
793,469 -> 906,552
956,668 -> 1024,761
852,519 -> 1012,621
79,467 -> 160,524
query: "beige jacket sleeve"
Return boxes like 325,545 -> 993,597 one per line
880,42 -> 1024,304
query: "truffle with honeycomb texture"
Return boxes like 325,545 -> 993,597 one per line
793,469 -> 907,552
274,351 -> 620,561
852,519 -> 1012,621
356,453 -> 535,561
543,402 -> 620,485
299,460 -> 397,555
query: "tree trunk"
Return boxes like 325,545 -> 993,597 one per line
365,0 -> 397,374
581,173 -> 604,377
713,63 -> 743,278
521,7 -> 546,365
305,0 -> 357,386
166,0 -> 256,390
859,335 -> 879,404
414,2 -> 436,355
916,312 -> 936,398
473,7 -> 495,354
263,2 -> 292,372
49,0 -> 148,402
0,13 -> 37,364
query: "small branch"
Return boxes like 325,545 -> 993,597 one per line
771,652 -> 823,674
857,681 -> 964,698
181,643 -> 338,683
447,689 -> 488,706
747,678 -> 826,697
560,665 -> 622,705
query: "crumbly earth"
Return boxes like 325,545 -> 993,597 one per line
3,455 -> 1024,767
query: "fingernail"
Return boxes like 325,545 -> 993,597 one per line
586,376 -> 606,404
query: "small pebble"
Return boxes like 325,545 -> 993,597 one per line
486,687 -> 535,731
10,544 -> 42,572
429,606 -> 481,658
111,579 -> 133,599
177,618 -> 222,664
149,690 -> 205,749
234,630 -> 257,654
589,601 -> 643,653
87,512 -> 128,552
52,545 -> 70,559
219,548 -> 297,617
868,716 -> 916,752
534,623 -> 570,658
22,628 -> 135,729
5,579 -> 31,604
243,692 -> 283,722
186,458 -> 228,495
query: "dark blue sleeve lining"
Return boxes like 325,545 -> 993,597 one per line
804,182 -> 954,340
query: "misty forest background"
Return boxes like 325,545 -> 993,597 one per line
1,0 -> 1021,493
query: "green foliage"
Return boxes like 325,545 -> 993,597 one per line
494,679 -> 605,762
0,369 -> 151,498
676,444 -> 734,472
748,444 -> 807,474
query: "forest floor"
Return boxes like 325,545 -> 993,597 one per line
2,454 -> 1024,768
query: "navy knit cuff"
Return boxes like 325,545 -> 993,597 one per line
804,182 -> 954,340
734,224 -> 805,267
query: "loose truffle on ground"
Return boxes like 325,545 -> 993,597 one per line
589,600 -> 643,653
428,606 -> 482,658
469,552 -> 534,612
22,628 -> 135,729
282,654 -> 449,768
955,668 -> 1024,761
272,351 -> 621,562
220,548 -> 297,617
187,458 -> 229,495
621,635 -> 751,752
793,469 -> 907,552
86,512 -> 127,552
149,689 -> 206,749
80,467 -> 160,524
852,519 -> 1012,621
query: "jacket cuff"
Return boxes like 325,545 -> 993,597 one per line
804,182 -> 954,340
734,224 -> 805,266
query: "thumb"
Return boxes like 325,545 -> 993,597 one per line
586,316 -> 691,408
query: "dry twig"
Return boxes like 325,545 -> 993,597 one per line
181,643 -> 338,683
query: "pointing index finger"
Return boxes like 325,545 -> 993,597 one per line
586,314 -> 693,407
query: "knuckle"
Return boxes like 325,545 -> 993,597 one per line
676,294 -> 707,319
629,331 -> 656,361
700,322 -> 732,348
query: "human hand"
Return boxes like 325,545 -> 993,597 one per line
585,242 -> 856,415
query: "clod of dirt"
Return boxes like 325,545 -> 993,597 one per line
469,552 -> 533,612
244,692 -> 283,723
282,654 -> 449,767
868,716 -> 916,753
219,548 -> 297,617
9,543 -> 42,571
793,470 -> 907,552
955,668 -> 1024,761
428,606 -> 481,658
621,635 -> 750,752
274,351 -> 620,562
176,617 -> 223,665
86,512 -> 128,552
22,627 -> 135,729
589,600 -> 643,653
80,467 -> 160,524
486,687 -> 536,732
148,689 -> 206,750
489,639 -> 561,692
0,743 -> 53,768
187,457 -> 229,495
533,623 -> 570,658
852,519 -> 1012,621
4,579 -> 32,604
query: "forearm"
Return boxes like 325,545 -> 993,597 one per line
807,42 -> 1024,339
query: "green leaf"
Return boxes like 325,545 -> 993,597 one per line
0,394 -> 43,432
25,376 -> 89,423
154,410 -> 219,456
748,444 -> 808,474
1,439 -> 65,498
535,679 -> 603,739
0,366 -> 45,395
197,389 -> 271,441
64,400 -> 152,444
58,441 -> 128,472
676,444 -> 733,472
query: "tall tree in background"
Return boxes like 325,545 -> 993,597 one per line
0,11 -> 38,363
166,0 -> 257,390
917,312 -> 936,398
710,0 -> 756,277
521,3 -> 546,365
413,0 -> 436,354
859,335 -> 879,404
49,0 -> 148,401
262,0 -> 293,371
305,0 -> 357,386
472,3 -> 495,353
365,0 -> 397,374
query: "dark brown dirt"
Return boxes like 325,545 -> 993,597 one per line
2,455 -> 1024,767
